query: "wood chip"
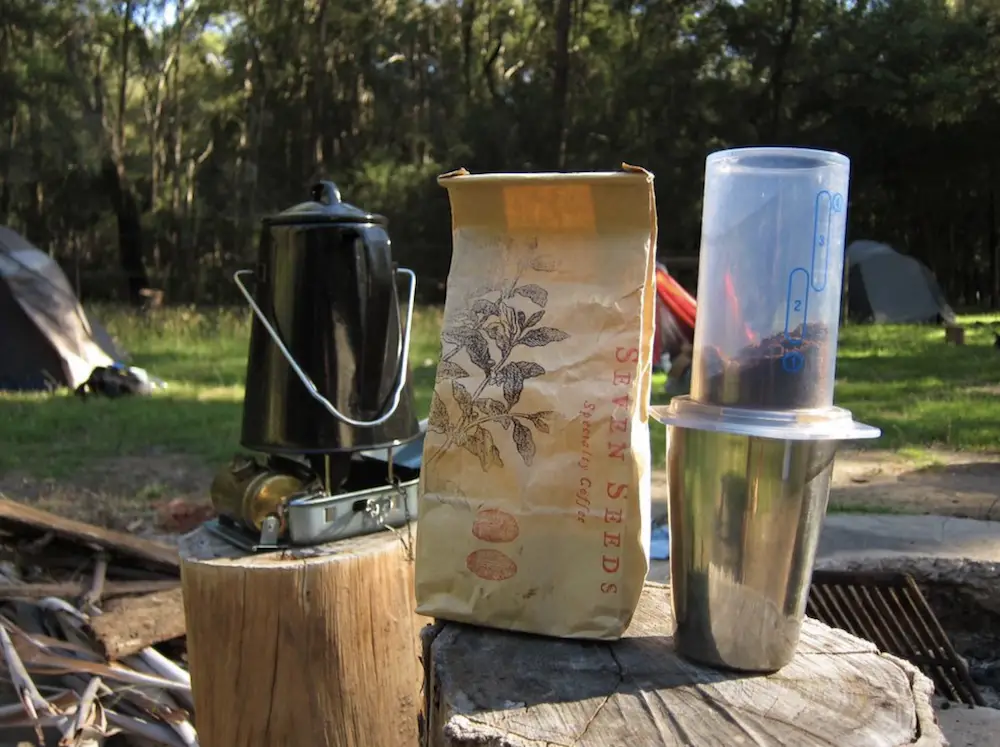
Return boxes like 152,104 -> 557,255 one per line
87,588 -> 186,660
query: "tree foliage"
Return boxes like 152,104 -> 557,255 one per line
1,0 -> 998,305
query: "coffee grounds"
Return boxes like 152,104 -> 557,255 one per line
699,323 -> 832,410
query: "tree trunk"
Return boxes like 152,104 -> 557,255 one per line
989,165 -> 998,309
0,117 -> 17,223
179,524 -> 424,747
105,0 -> 149,305
310,0 -> 330,177
101,158 -> 149,304
234,0 -> 263,255
424,582 -> 946,747
26,29 -> 46,248
460,0 -> 477,96
550,0 -> 573,170
767,0 -> 803,141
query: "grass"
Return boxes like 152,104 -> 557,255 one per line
833,320 -> 1000,450
1,305 -> 998,479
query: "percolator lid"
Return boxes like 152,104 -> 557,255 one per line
263,181 -> 388,226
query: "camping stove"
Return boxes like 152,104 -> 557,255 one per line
206,435 -> 424,552
205,180 -> 423,552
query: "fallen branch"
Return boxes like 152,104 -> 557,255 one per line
38,596 -> 91,623
21,632 -> 100,660
81,553 -> 109,613
0,502 -> 196,745
125,648 -> 194,712
134,647 -> 191,690
0,622 -> 71,742
14,651 -> 192,694
106,710 -> 195,747
24,531 -> 57,552
0,689 -> 78,723
0,498 -> 180,573
0,580 -> 180,601
87,588 -> 186,660
62,675 -> 103,747
99,684 -> 189,725
169,718 -> 198,747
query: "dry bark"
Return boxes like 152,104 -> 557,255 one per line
423,582 -> 946,747
179,523 -> 424,747
87,587 -> 186,660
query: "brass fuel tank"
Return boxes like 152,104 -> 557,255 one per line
209,456 -> 307,535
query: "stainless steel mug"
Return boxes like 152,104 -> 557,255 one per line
665,424 -> 839,672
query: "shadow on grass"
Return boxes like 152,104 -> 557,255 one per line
829,457 -> 1000,520
833,336 -> 1000,449
646,343 -> 1000,462
2,364 -> 444,480
905,461 -> 1000,480
1,393 -> 245,478
835,354 -> 1000,450
836,353 -> 997,389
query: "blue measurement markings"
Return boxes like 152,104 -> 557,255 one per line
781,190 -> 844,374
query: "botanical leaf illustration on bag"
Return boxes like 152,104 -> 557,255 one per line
426,247 -> 568,471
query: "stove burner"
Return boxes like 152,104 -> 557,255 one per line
206,451 -> 420,551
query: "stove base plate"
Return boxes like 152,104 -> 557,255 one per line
203,516 -> 284,553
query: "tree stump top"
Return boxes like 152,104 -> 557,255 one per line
180,523 -> 422,747
178,522 -> 416,568
423,582 -> 945,747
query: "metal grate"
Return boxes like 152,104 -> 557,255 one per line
807,569 -> 986,707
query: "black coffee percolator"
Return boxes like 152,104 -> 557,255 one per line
207,181 -> 423,550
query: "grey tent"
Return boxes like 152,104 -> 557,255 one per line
0,226 -> 124,392
845,240 -> 956,325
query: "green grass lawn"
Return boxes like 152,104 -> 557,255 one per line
2,305 -> 998,478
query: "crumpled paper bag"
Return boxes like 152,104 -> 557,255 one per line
414,165 -> 658,640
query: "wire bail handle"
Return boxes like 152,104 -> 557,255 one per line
233,266 -> 417,428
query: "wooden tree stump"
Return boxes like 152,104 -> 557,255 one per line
422,582 -> 946,747
945,325 -> 965,345
180,523 -> 423,747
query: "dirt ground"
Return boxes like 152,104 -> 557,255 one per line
0,453 -> 218,541
650,447 -> 1000,523
827,448 -> 1000,519
1,447 -> 998,539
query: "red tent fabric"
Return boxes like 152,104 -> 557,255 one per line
653,264 -> 696,365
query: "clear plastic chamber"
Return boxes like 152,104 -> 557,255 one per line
689,147 -> 851,410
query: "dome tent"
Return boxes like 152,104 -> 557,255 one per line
845,240 -> 956,325
0,226 -> 125,392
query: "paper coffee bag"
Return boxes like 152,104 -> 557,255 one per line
414,166 -> 657,639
